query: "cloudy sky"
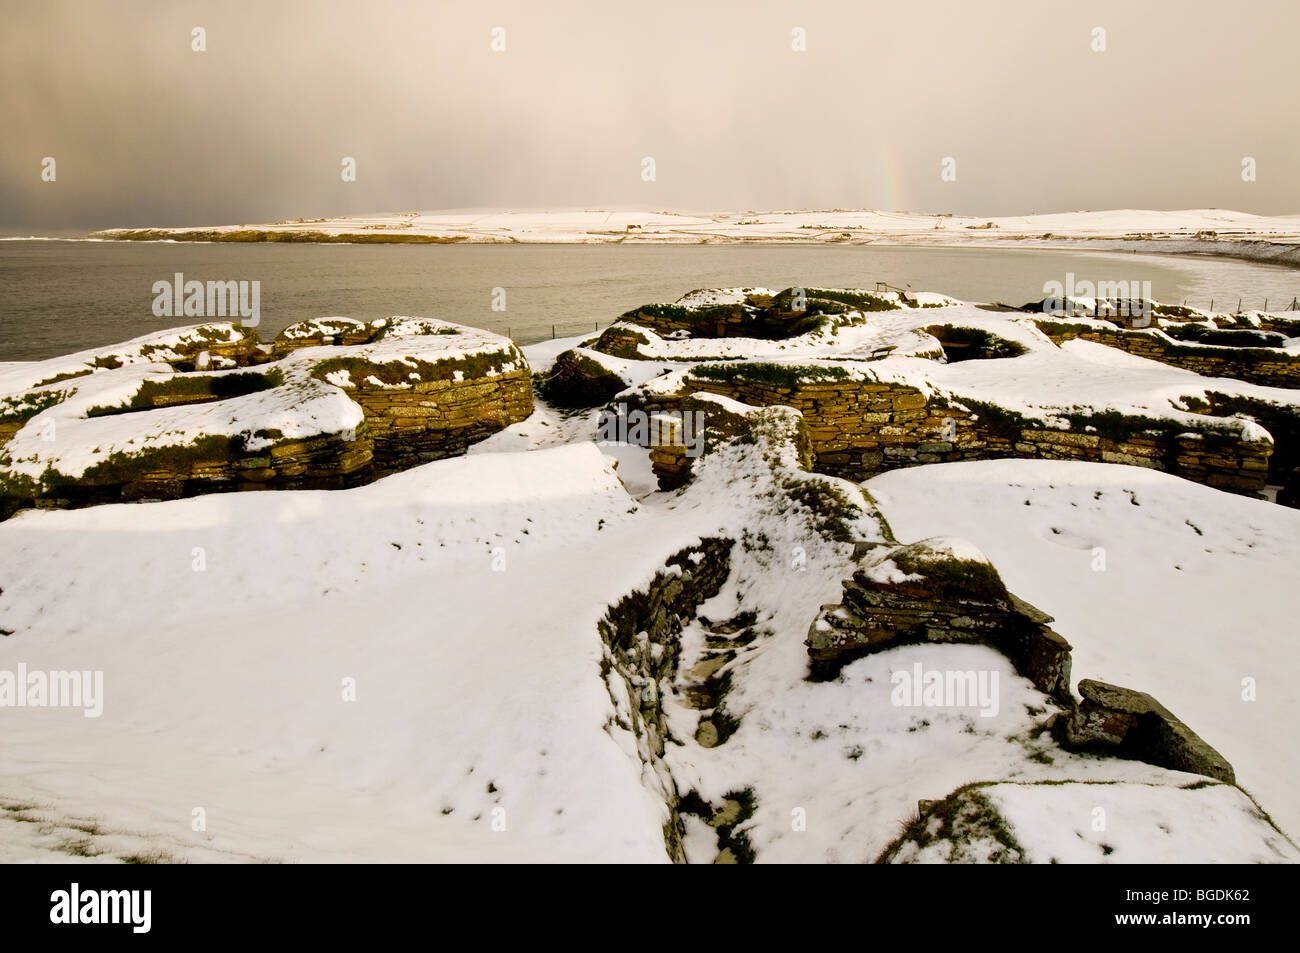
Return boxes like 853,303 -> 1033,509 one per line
2,0 -> 1296,230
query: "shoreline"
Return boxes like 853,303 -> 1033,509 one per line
71,208 -> 1300,270
18,232 -> 1300,273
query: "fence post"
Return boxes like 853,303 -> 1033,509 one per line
1264,299 -> 1268,312
1210,298 -> 1214,312
552,325 -> 556,339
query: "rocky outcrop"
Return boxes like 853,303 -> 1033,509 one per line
1061,679 -> 1236,783
806,537 -> 1073,699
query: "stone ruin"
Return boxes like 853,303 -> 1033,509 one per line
808,535 -> 1235,783
0,317 -> 532,517
546,284 -> 1300,502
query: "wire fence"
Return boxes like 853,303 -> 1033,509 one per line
505,321 -> 607,345
1180,297 -> 1300,314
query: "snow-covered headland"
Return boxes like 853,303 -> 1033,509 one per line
89,208 -> 1300,268
2,283 -> 1297,863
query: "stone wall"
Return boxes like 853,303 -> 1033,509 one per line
809,539 -> 1235,783
2,362 -> 532,517
619,304 -> 757,338
350,370 -> 533,474
1201,392 -> 1300,484
806,538 -> 1074,700
596,537 -> 734,863
637,374 -> 1272,495
21,429 -> 374,515
619,392 -> 813,491
1036,320 -> 1300,389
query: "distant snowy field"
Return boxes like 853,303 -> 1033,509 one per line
90,207 -> 1300,265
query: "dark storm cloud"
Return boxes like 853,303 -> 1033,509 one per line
1,0 -> 1296,230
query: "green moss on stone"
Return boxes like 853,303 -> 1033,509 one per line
892,550 -> 1007,603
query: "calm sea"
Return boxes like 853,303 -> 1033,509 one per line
1,240 -> 1296,362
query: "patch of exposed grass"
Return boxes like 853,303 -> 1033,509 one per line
892,550 -> 1007,603
310,347 -> 519,387
0,389 -> 69,426
690,361 -> 849,389
86,368 -> 283,417
876,783 -> 1026,864
925,324 -> 1027,360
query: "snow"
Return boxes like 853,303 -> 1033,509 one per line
979,782 -> 1297,864
91,209 -> 1300,260
278,317 -> 369,340
619,300 -> 1300,443
0,323 -> 253,397
3,294 -> 1298,863
0,317 -> 521,482
887,781 -> 1297,864
859,558 -> 923,586
3,363 -> 364,481
866,459 -> 1300,842
905,536 -> 992,564
0,444 -> 703,862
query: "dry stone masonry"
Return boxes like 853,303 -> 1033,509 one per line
547,285 -> 1295,499
1035,318 -> 1300,389
809,538 -> 1235,783
596,536 -> 734,863
647,368 -> 1273,495
807,537 -> 1074,700
0,317 -> 532,517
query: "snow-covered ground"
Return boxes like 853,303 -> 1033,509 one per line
886,781 -> 1295,864
867,459 -> 1300,842
0,443 -> 702,862
3,328 -> 1297,864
